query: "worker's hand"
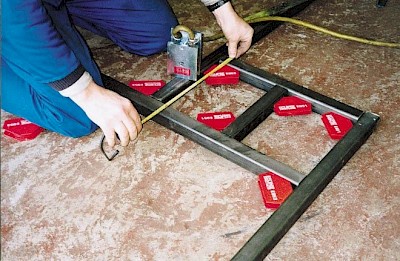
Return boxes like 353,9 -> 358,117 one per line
212,2 -> 254,58
70,80 -> 142,147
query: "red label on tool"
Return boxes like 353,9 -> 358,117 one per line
3,118 -> 43,141
274,96 -> 312,116
128,80 -> 166,96
321,112 -> 353,139
258,172 -> 293,209
174,66 -> 191,77
204,64 -> 240,85
197,112 -> 235,131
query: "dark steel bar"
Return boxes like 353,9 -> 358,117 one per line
229,60 -> 364,122
102,74 -> 305,185
376,0 -> 389,8
231,112 -> 380,261
151,77 -> 190,103
152,0 -> 315,103
222,86 -> 287,141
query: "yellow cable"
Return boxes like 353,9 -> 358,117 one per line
204,15 -> 399,48
141,57 -> 234,124
247,16 -> 400,48
142,16 -> 400,124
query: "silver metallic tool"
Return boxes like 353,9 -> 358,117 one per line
167,25 -> 203,81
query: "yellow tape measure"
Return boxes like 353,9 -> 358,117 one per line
141,57 -> 233,124
101,57 -> 233,160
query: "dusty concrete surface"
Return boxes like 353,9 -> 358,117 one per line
1,0 -> 399,260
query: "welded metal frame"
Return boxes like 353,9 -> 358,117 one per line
102,0 -> 380,259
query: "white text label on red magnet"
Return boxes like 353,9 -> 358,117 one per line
128,80 -> 166,96
3,118 -> 43,141
274,96 -> 312,116
204,64 -> 240,85
258,172 -> 293,209
321,112 -> 353,139
197,112 -> 235,131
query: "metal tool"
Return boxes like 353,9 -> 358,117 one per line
167,25 -> 203,81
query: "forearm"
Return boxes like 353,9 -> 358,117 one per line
210,1 -> 239,28
202,0 -> 254,58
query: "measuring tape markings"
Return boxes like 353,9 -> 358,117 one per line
141,57 -> 233,124
100,57 -> 233,161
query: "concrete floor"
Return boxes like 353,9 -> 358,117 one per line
1,0 -> 399,260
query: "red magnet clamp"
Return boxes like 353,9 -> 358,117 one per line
258,172 -> 293,209
321,112 -> 353,140
128,80 -> 166,96
204,64 -> 240,85
274,96 -> 312,116
3,118 -> 43,141
197,111 -> 235,131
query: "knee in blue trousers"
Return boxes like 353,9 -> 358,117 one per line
2,0 -> 178,137
2,59 -> 98,138
67,0 -> 178,55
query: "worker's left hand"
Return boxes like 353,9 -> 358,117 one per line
70,80 -> 142,148
212,2 -> 254,58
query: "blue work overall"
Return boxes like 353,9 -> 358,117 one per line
2,0 -> 178,137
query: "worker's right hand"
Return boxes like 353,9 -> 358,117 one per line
212,2 -> 254,58
70,80 -> 142,147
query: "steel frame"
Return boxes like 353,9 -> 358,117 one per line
102,0 -> 380,259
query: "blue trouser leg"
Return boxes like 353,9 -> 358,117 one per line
2,0 -> 177,138
1,59 -> 98,137
66,0 -> 178,55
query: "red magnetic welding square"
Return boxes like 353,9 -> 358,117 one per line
3,118 -> 43,141
197,112 -> 235,131
321,112 -> 353,140
273,96 -> 312,116
128,80 -> 166,96
258,172 -> 293,209
204,64 -> 240,86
